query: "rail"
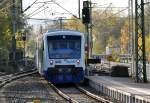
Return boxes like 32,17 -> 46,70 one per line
76,85 -> 113,103
48,82 -> 78,103
48,82 -> 114,103
0,69 -> 38,88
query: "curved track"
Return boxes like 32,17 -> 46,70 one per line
0,70 -> 118,103
0,72 -> 67,103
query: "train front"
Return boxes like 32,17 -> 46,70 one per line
44,31 -> 85,83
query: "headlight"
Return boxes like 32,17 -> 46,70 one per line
49,60 -> 53,65
76,59 -> 80,64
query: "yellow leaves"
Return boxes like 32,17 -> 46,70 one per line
0,9 -> 9,19
15,31 -> 25,49
16,41 -> 25,48
92,38 -> 103,54
120,21 -> 129,53
15,31 -> 23,41
107,35 -> 116,48
64,16 -> 84,31
4,28 -> 11,41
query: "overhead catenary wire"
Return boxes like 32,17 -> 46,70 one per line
91,7 -> 129,28
105,7 -> 129,19
23,0 -> 39,13
92,3 -> 112,8
27,17 -> 77,21
50,12 -> 72,16
27,18 -> 55,20
27,3 -> 46,17
34,1 -> 54,4
29,7 -> 49,17
23,0 -> 79,19
53,1 -> 78,18
99,3 -> 112,16
93,6 -> 129,9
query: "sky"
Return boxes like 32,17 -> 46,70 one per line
23,0 -> 129,25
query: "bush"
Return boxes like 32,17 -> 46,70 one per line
0,65 -> 19,74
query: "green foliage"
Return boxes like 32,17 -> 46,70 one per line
64,16 -> 84,32
0,9 -> 12,50
120,19 -> 129,54
26,35 -> 36,57
0,1 -> 25,63
92,9 -> 125,54
107,35 -> 117,47
92,39 -> 103,54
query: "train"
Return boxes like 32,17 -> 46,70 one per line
36,29 -> 85,83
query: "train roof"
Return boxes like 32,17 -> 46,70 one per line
44,29 -> 83,37
46,29 -> 81,33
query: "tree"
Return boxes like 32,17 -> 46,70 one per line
120,20 -> 129,54
92,9 -> 125,54
0,0 -> 25,62
64,16 -> 84,32
0,6 -> 12,52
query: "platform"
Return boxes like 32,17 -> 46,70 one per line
86,76 -> 150,103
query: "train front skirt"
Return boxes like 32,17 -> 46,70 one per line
44,67 -> 84,83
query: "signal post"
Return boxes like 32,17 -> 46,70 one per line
82,1 -> 91,65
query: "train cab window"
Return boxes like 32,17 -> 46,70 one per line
75,42 -> 81,50
60,42 -> 67,48
69,41 -> 75,49
52,42 -> 57,49
47,35 -> 81,59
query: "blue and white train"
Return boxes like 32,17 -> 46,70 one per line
37,29 -> 85,83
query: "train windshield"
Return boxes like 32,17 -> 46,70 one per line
47,35 -> 81,59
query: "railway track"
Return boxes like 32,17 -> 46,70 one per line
0,69 -> 38,88
0,72 -> 67,103
58,86 -> 100,103
0,69 -> 118,103
49,82 -> 114,103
